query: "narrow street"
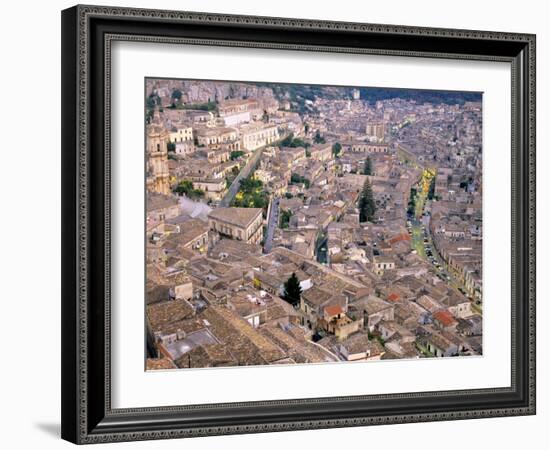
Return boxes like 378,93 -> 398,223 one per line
263,196 -> 280,253
219,147 -> 264,207
410,221 -> 426,258
409,172 -> 481,313
219,133 -> 290,208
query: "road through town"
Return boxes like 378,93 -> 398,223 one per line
219,148 -> 265,207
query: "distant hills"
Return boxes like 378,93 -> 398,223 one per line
356,87 -> 482,105
258,81 -> 481,107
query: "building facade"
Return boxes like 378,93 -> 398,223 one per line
146,111 -> 171,195
366,121 -> 386,141
241,124 -> 279,151
208,207 -> 264,244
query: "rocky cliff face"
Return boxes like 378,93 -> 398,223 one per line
179,80 -> 276,104
147,78 -> 353,110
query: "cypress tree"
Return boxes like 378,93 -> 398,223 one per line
363,156 -> 373,175
283,272 -> 302,306
359,178 -> 376,223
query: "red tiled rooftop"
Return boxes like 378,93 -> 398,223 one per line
324,305 -> 344,317
388,292 -> 400,302
389,233 -> 411,245
433,309 -> 457,327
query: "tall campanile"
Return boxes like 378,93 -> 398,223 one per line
146,109 -> 170,195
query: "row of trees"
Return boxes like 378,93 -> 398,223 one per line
407,187 -> 417,216
168,101 -> 218,111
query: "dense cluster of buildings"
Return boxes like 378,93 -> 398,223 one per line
145,79 -> 483,370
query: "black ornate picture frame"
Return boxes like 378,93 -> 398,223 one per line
61,4 -> 536,444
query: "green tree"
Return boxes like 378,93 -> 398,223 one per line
332,142 -> 342,157
428,177 -> 436,200
407,187 -> 417,216
280,133 -> 294,147
290,173 -> 310,188
283,272 -> 302,306
359,178 -> 376,223
281,132 -> 309,149
146,94 -> 158,109
171,89 -> 182,101
231,175 -> 269,210
279,210 -> 292,229
145,94 -> 160,124
230,150 -> 245,160
363,156 -> 373,175
173,180 -> 205,200
314,131 -> 326,144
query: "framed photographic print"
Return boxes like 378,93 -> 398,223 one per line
61,5 -> 536,444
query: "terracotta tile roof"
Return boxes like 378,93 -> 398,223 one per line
208,207 -> 263,229
388,292 -> 400,302
302,285 -> 333,307
201,306 -> 286,365
433,309 -> 457,327
389,232 -> 411,245
260,326 -> 338,363
325,305 -> 344,317
146,357 -> 177,370
147,192 -> 179,212
174,343 -> 237,368
147,298 -> 195,332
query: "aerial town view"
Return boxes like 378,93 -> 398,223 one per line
145,78 -> 483,371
